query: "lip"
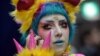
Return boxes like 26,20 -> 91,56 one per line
53,40 -> 64,45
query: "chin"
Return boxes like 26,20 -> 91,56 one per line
52,44 -> 66,56
54,48 -> 65,56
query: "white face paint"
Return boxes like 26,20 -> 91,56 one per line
38,14 -> 69,55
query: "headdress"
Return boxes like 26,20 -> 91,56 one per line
10,0 -> 82,33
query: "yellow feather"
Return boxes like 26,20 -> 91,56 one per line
11,0 -> 19,6
17,48 -> 55,56
19,17 -> 32,33
65,45 -> 71,54
17,49 -> 31,56
63,2 -> 80,24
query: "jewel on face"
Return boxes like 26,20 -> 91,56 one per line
53,16 -> 59,20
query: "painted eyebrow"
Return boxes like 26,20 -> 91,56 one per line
46,21 -> 53,23
40,21 -> 53,25
59,20 -> 67,23
42,20 -> 67,23
40,21 -> 53,23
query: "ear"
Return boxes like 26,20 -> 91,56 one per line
63,0 -> 81,6
13,38 -> 23,53
17,0 -> 35,10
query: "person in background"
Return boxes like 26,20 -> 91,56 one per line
73,20 -> 100,56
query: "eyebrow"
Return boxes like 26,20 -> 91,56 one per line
46,19 -> 67,22
59,20 -> 67,23
40,20 -> 67,24
39,21 -> 53,25
46,21 -> 54,23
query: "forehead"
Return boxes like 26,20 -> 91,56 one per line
40,14 -> 67,22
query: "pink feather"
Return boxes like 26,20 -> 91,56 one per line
27,29 -> 36,50
13,38 -> 23,53
42,31 -> 51,49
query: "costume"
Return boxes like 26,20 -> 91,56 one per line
13,30 -> 84,56
10,0 -> 83,56
13,30 -> 55,56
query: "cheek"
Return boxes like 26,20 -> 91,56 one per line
65,29 -> 69,36
38,29 -> 50,39
62,28 -> 70,39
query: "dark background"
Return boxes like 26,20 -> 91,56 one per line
0,0 -> 21,56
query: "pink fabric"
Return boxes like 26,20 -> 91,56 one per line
75,54 -> 85,56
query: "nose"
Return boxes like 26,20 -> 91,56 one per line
55,23 -> 62,38
55,33 -> 62,38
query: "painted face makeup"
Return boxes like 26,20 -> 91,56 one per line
38,14 -> 69,55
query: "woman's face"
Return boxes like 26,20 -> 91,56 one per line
38,14 -> 69,55
85,28 -> 100,46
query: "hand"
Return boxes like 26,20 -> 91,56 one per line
26,30 -> 43,48
26,29 -> 51,49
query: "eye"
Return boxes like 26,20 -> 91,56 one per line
42,24 -> 52,30
60,22 -> 68,28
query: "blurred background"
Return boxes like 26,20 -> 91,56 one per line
0,0 -> 100,56
72,0 -> 100,56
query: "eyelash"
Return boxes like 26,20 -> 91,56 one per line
60,22 -> 68,28
42,24 -> 52,30
42,22 -> 68,30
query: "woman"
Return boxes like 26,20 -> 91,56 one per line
11,0 -> 82,56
